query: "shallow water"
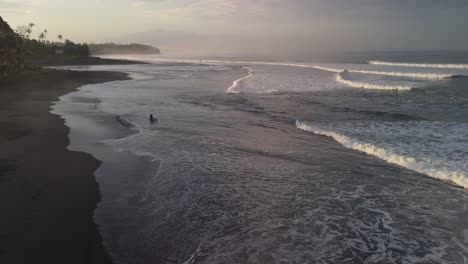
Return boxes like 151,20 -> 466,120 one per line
52,54 -> 468,264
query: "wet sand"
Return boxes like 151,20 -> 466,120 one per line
0,68 -> 130,264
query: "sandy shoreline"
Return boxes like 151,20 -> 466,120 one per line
0,68 -> 130,264
25,56 -> 148,67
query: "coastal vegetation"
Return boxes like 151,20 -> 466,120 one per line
1,16 -> 158,80
1,16 -> 92,80
24,39 -> 90,57
0,17 -> 25,78
14,21 -> 90,58
88,43 -> 160,55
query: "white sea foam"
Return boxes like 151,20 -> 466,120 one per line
227,66 -> 416,93
98,55 -> 467,76
226,67 -> 254,93
261,89 -> 280,94
296,120 -> 468,189
266,64 -> 456,80
139,58 -> 440,92
52,59 -> 468,263
369,61 -> 468,69
280,64 -> 342,73
348,70 -> 453,79
253,62 -> 341,73
336,73 -> 412,91
90,56 -> 455,93
118,56 -> 344,73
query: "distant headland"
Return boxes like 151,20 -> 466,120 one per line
89,43 -> 160,55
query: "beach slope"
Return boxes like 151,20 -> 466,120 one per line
0,69 -> 129,264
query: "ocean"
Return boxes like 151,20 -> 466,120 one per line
52,52 -> 468,264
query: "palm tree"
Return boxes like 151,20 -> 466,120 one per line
27,22 -> 35,39
26,28 -> 32,39
0,17 -> 25,76
38,32 -> 45,42
43,29 -> 48,42
58,34 -> 63,43
14,26 -> 29,38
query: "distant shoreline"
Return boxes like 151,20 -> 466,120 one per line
24,56 -> 148,67
0,67 -> 131,264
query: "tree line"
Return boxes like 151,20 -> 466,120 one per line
89,43 -> 160,55
1,16 -> 25,78
15,22 -> 90,57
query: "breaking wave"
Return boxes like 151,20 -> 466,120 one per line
226,67 -> 253,93
369,61 -> 468,69
225,63 -> 451,93
289,64 -> 342,73
110,56 -> 459,93
336,73 -> 412,91
296,120 -> 468,189
348,70 -> 454,80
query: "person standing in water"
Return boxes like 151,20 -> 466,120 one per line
150,114 -> 157,123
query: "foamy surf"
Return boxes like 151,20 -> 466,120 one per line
348,70 -> 454,79
296,120 -> 468,189
226,67 -> 254,93
181,59 -> 444,92
285,64 -> 342,73
336,73 -> 412,91
52,59 -> 468,263
369,61 -> 468,69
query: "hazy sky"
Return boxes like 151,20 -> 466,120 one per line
2,0 -> 468,55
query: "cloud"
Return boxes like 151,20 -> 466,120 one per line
132,1 -> 146,7
128,0 -> 468,26
4,0 -> 468,53
131,0 -> 170,7
115,28 -> 204,44
133,0 -> 240,18
0,0 -> 40,14
0,0 -> 24,9
172,0 -> 238,17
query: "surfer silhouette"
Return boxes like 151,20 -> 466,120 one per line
150,114 -> 155,123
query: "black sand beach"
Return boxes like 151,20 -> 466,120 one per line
0,68 -> 130,264
24,56 -> 147,67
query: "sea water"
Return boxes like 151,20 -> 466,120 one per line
52,52 -> 468,264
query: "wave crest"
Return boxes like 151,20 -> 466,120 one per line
348,70 -> 454,80
369,61 -> 468,69
226,67 -> 254,93
336,73 -> 412,91
296,121 -> 468,189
